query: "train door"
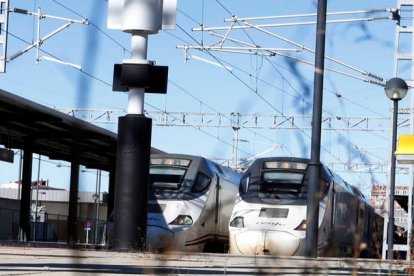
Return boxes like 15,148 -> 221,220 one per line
215,174 -> 239,234
211,174 -> 234,251
201,174 -> 226,252
191,171 -> 214,232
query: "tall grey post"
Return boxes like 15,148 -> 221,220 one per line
383,77 -> 408,259
387,100 -> 398,259
305,0 -> 327,258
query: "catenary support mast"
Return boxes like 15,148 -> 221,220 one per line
305,0 -> 327,258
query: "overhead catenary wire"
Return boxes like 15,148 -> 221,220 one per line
223,9 -> 393,22
173,8 -> 389,129
196,17 -> 393,30
2,6 -> 274,164
209,0 -> 387,185
3,1 -> 395,178
244,22 -> 385,82
41,0 -> 289,160
6,4 -> 88,70
49,1 -> 414,189
176,23 -> 358,172
178,39 -> 383,86
3,28 -> 112,87
177,7 -> 388,117
188,5 -> 388,84
168,80 -> 292,156
179,33 -> 388,171
196,2 -> 391,144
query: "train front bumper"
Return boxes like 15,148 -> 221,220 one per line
146,225 -> 175,252
230,229 -> 303,256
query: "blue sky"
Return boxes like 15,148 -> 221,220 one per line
0,0 -> 410,194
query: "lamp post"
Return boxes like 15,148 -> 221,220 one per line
384,77 -> 408,260
305,0 -> 327,258
92,193 -> 99,245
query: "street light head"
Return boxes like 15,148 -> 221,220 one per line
92,193 -> 99,201
384,77 -> 409,101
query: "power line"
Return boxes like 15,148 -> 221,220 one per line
199,0 -> 389,185
3,1 -> 395,182
55,107 -> 404,174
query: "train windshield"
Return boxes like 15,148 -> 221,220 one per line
261,172 -> 305,194
258,161 -> 308,200
149,157 -> 211,200
150,167 -> 187,190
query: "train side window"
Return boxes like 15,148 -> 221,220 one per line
239,174 -> 250,194
319,167 -> 331,194
191,172 -> 211,193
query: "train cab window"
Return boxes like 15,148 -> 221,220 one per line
150,167 -> 186,189
191,172 -> 211,193
149,166 -> 188,199
259,171 -> 306,199
252,161 -> 309,200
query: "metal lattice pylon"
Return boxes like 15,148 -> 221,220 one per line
382,0 -> 414,260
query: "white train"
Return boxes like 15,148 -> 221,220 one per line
229,157 -> 383,258
147,153 -> 241,252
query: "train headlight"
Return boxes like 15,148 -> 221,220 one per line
294,220 -> 307,231
169,215 -> 193,225
230,216 -> 244,228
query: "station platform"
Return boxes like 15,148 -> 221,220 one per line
0,244 -> 412,275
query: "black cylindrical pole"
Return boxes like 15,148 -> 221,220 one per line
112,114 -> 152,251
67,158 -> 80,246
19,142 -> 33,242
387,100 -> 398,260
305,0 -> 327,258
107,168 -> 115,221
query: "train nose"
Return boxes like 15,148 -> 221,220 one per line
146,225 -> 174,251
231,230 -> 301,256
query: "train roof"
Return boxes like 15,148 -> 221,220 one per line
246,157 -> 310,173
253,156 -> 310,163
150,153 -> 241,182
151,153 -> 205,160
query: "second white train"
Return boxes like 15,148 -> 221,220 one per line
229,157 -> 383,257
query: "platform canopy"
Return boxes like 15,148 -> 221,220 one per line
395,135 -> 414,164
0,88 -> 162,171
